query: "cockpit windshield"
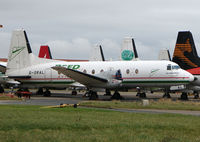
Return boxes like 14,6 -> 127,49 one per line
172,65 -> 180,70
167,64 -> 180,70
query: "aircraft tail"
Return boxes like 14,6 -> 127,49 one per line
158,49 -> 171,61
90,44 -> 105,61
120,37 -> 138,61
38,45 -> 53,59
6,29 -> 57,77
172,31 -> 200,70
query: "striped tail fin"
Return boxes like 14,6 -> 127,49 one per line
172,31 -> 200,70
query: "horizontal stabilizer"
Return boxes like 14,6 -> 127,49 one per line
52,66 -> 108,87
8,76 -> 31,79
0,62 -> 7,73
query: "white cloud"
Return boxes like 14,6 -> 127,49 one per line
1,0 -> 200,60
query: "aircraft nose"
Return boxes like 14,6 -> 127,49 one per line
187,71 -> 194,82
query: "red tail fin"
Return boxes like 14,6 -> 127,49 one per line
38,45 -> 52,59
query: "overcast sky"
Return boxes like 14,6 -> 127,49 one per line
1,0 -> 200,60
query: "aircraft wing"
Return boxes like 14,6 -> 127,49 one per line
52,66 -> 108,87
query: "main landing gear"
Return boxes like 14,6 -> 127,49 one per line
104,89 -> 111,96
43,88 -> 51,97
111,90 -> 123,100
136,92 -> 146,98
36,88 -> 44,95
0,85 -> 4,93
72,90 -> 77,95
163,92 -> 171,98
136,87 -> 146,98
194,91 -> 199,99
88,90 -> 98,100
180,92 -> 188,100
36,88 -> 51,97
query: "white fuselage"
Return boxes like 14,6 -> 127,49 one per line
8,60 -> 194,89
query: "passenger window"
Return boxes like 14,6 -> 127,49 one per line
92,69 -> 95,74
126,69 -> 130,74
167,64 -> 171,70
83,69 -> 87,73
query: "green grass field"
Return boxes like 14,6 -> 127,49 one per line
80,99 -> 200,111
0,105 -> 200,142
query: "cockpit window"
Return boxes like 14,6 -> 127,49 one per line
172,65 -> 180,70
167,64 -> 171,70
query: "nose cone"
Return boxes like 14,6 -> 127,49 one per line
185,71 -> 194,82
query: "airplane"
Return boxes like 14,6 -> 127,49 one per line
172,31 -> 200,99
5,29 -> 107,97
50,37 -> 194,99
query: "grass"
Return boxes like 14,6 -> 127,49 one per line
0,105 -> 200,142
80,99 -> 200,111
0,93 -> 21,100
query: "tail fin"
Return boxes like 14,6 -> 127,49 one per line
120,37 -> 138,61
99,45 -> 105,61
172,31 -> 200,70
6,29 -> 56,76
7,30 -> 32,71
90,44 -> 105,61
38,45 -> 53,59
158,49 -> 171,61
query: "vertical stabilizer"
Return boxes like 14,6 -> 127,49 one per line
90,44 -> 105,61
158,49 -> 171,61
38,45 -> 53,59
7,30 -> 32,71
6,29 -> 57,77
172,31 -> 200,70
120,37 -> 138,61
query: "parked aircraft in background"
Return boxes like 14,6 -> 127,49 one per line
120,37 -> 139,61
51,34 -> 194,99
38,45 -> 52,59
172,31 -> 200,99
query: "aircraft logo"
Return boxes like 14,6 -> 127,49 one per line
10,46 -> 25,60
121,50 -> 134,60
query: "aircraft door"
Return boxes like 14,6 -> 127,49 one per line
44,69 -> 52,80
